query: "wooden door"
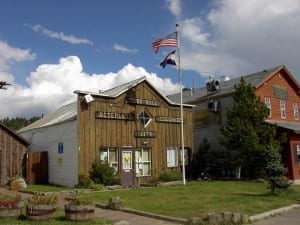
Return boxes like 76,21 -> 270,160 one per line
120,148 -> 135,187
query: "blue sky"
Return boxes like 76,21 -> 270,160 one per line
1,0 -> 300,118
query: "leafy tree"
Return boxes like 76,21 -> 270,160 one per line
218,77 -> 284,178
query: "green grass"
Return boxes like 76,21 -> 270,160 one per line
25,184 -> 71,192
90,181 -> 300,219
6,180 -> 300,221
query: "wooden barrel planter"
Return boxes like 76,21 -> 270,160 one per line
26,204 -> 57,220
64,204 -> 95,221
0,201 -> 23,217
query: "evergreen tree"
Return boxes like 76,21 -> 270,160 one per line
0,116 -> 40,131
218,77 -> 283,178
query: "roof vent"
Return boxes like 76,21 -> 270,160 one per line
206,79 -> 220,93
219,75 -> 230,82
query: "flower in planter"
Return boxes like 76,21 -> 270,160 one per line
28,192 -> 58,206
68,191 -> 92,206
0,194 -> 22,208
0,194 -> 23,217
65,191 -> 95,221
26,193 -> 58,221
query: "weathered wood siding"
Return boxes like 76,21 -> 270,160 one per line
77,81 -> 194,179
23,151 -> 48,184
0,125 -> 28,185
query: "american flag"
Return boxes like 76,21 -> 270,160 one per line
152,32 -> 177,54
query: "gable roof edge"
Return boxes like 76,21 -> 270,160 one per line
0,123 -> 30,146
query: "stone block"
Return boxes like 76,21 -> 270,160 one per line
114,220 -> 130,225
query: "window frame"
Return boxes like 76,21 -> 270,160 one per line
166,147 -> 178,168
293,103 -> 299,120
137,110 -> 152,128
280,100 -> 286,119
135,148 -> 151,177
179,148 -> 189,166
99,147 -> 118,172
296,144 -> 300,162
264,97 -> 272,117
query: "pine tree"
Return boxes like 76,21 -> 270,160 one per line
218,77 -> 283,178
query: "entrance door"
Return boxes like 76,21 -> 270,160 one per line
120,148 -> 135,187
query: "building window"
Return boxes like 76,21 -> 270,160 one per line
135,148 -> 151,176
264,97 -> 272,117
99,147 -> 118,171
280,100 -> 286,119
293,103 -> 299,120
166,147 -> 178,167
137,110 -> 152,127
296,144 -> 300,162
179,148 -> 189,166
122,151 -> 132,170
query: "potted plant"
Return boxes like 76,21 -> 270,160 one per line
26,192 -> 58,220
64,191 -> 95,221
0,193 -> 23,217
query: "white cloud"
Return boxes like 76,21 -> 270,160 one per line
0,40 -> 35,85
166,0 -> 182,17
181,18 -> 214,48
113,44 -> 138,53
27,24 -> 93,45
179,0 -> 300,80
0,56 -> 180,118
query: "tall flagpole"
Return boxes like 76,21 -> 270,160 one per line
176,24 -> 186,185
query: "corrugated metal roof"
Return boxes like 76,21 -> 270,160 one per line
167,65 -> 283,103
102,76 -> 146,97
75,76 -> 194,107
265,120 -> 300,134
20,77 -> 194,132
18,102 -> 77,132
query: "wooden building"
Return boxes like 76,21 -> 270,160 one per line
19,77 -> 194,187
0,123 -> 30,185
168,65 -> 300,182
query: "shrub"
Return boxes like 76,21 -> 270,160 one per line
159,170 -> 182,182
77,173 -> 93,188
89,161 -> 120,186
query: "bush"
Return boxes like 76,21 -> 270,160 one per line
89,161 -> 120,186
268,176 -> 291,194
159,170 -> 182,182
77,173 -> 93,188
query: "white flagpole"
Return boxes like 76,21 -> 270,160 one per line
176,24 -> 186,185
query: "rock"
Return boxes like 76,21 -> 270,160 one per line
114,220 -> 130,225
10,178 -> 27,190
